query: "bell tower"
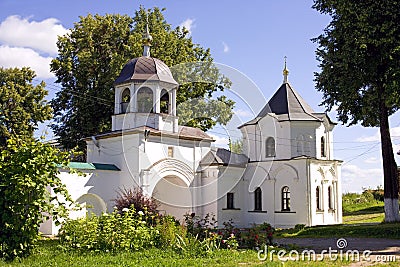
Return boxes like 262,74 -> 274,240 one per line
111,16 -> 178,133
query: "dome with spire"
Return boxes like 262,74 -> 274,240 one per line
114,13 -> 178,86
114,56 -> 178,86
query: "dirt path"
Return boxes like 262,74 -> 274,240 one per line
275,237 -> 400,266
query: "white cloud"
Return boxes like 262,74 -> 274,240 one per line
208,133 -> 229,148
341,164 -> 383,193
234,108 -> 254,118
364,157 -> 380,164
356,126 -> 400,142
222,41 -> 229,53
0,45 -> 54,79
0,15 -> 68,55
179,18 -> 195,34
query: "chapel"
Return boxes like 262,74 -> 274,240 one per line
40,22 -> 342,235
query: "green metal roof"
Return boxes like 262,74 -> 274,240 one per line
58,162 -> 120,171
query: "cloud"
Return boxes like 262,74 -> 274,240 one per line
0,15 -> 67,55
356,126 -> 400,142
364,157 -> 380,164
222,41 -> 229,53
341,164 -> 383,193
208,133 -> 229,148
0,45 -> 54,79
179,18 -> 195,34
234,108 -> 254,118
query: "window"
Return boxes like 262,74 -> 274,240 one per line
121,88 -> 130,113
281,186 -> 290,211
321,136 -> 326,157
160,89 -> 169,114
316,186 -> 321,210
328,186 -> 333,210
168,146 -> 174,158
254,187 -> 262,211
227,193 -> 234,209
137,87 -> 154,113
265,137 -> 276,157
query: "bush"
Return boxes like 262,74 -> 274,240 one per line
0,137 -> 73,261
59,207 -> 160,252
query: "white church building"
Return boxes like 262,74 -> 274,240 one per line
40,26 -> 342,235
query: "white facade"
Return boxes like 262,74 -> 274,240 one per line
41,55 -> 342,235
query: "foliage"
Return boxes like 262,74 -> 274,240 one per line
50,7 -> 234,153
342,191 -> 384,215
241,223 -> 274,248
0,137 -> 73,261
184,213 -> 217,241
113,187 -> 159,225
156,215 -> 186,248
0,67 -> 51,147
228,138 -> 243,154
59,207 -> 159,252
312,0 -> 400,221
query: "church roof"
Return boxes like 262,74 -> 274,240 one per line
261,82 -> 321,122
200,148 -> 248,167
239,82 -> 322,128
114,56 -> 178,86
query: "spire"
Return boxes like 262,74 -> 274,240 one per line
142,11 -> 152,57
283,56 -> 289,83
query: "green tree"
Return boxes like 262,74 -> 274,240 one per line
312,0 -> 400,221
51,7 -> 233,153
229,138 -> 243,154
0,67 -> 52,147
0,137 -> 73,261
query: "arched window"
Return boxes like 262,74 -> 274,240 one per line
328,186 -> 333,210
160,89 -> 169,114
266,137 -> 276,157
137,87 -> 153,113
321,136 -> 326,157
121,88 -> 130,114
281,186 -> 290,211
316,186 -> 321,210
254,187 -> 262,211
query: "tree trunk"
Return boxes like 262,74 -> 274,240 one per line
379,96 -> 400,222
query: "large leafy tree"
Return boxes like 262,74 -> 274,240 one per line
51,7 -> 233,153
313,0 -> 400,221
0,137 -> 73,260
0,67 -> 52,147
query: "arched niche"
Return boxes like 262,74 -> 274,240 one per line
160,89 -> 169,114
121,88 -> 130,114
137,87 -> 154,113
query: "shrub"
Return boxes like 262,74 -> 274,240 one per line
59,207 -> 160,252
157,215 -> 186,247
114,187 -> 160,225
184,213 -> 217,240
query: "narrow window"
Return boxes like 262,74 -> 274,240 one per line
121,88 -> 130,114
227,193 -> 234,209
254,187 -> 262,211
281,186 -> 290,211
168,146 -> 174,158
328,186 -> 333,210
266,137 -> 276,157
316,186 -> 321,210
321,136 -> 326,157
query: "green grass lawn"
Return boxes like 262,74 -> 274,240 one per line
0,239 -> 389,267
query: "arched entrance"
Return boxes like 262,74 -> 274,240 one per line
152,175 -> 192,221
76,193 -> 107,216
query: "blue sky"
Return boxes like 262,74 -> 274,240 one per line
1,0 -> 399,193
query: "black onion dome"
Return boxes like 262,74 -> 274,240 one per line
114,56 -> 178,86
